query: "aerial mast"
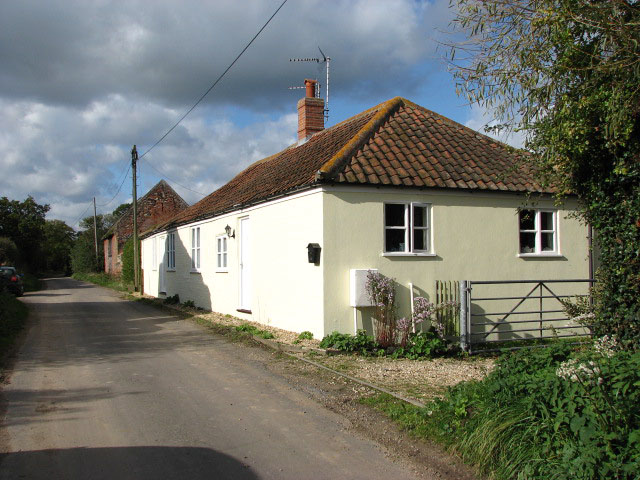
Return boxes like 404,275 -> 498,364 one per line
289,47 -> 331,122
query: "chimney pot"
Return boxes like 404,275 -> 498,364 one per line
304,78 -> 317,98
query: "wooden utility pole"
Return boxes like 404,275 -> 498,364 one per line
93,197 -> 99,268
132,145 -> 140,291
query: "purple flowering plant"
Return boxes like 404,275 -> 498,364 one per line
365,270 -> 397,348
366,270 -> 458,349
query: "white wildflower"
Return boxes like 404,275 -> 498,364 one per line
556,359 -> 600,382
593,335 -> 619,358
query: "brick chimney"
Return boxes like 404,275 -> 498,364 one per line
297,79 -> 324,142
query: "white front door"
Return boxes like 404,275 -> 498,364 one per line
158,235 -> 166,293
239,217 -> 251,310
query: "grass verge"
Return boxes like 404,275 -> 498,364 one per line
0,292 -> 29,365
360,341 -> 640,480
72,272 -> 132,292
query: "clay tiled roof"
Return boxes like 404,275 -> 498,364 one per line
146,97 -> 549,235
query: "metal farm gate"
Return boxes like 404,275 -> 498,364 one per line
458,279 -> 595,353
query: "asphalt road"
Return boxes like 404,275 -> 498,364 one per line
0,278 -> 422,480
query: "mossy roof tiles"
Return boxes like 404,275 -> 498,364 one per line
146,97 -> 549,235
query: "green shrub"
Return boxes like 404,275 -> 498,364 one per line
235,323 -> 274,339
415,339 -> 640,479
297,331 -> 314,340
70,234 -> 101,273
391,331 -> 446,360
182,299 -> 195,308
163,294 -> 180,305
72,272 -> 128,291
0,292 -> 28,360
121,237 -> 140,285
320,330 -> 380,355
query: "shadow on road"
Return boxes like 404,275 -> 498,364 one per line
1,386 -> 146,428
13,299 -> 221,371
0,446 -> 258,479
23,293 -> 70,297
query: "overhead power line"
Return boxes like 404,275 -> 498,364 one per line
138,0 -> 289,161
141,160 -> 207,197
72,200 -> 94,228
86,0 -> 287,216
97,163 -> 131,208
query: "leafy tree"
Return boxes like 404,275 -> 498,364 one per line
70,232 -> 100,274
0,237 -> 18,265
42,220 -> 75,273
0,196 -> 50,271
71,215 -> 108,274
447,0 -> 640,346
103,202 -> 131,229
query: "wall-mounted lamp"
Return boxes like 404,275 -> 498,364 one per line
225,224 -> 235,238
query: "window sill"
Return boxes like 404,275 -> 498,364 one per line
190,269 -> 202,274
237,308 -> 252,314
517,253 -> 564,258
382,252 -> 437,257
166,268 -> 176,272
215,269 -> 228,273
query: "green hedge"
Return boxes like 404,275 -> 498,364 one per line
0,292 -> 28,360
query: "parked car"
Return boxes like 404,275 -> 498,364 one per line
0,266 -> 24,296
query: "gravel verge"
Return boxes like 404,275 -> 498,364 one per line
141,298 -> 495,404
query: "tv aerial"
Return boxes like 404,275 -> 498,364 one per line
289,47 -> 331,122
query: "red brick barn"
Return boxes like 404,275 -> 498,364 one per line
103,180 -> 188,275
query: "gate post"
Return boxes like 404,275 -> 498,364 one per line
459,280 -> 469,351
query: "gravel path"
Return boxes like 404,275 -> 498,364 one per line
173,307 -> 494,404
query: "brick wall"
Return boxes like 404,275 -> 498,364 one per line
104,180 -> 188,274
103,235 -> 120,274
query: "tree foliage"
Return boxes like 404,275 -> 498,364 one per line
0,196 -> 50,271
103,202 -> 131,230
448,0 -> 640,345
71,215 -> 108,274
42,220 -> 75,273
70,232 -> 100,274
70,202 -> 135,276
0,237 -> 18,265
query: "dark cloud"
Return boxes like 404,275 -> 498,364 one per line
0,0 -> 455,226
0,0 -> 451,109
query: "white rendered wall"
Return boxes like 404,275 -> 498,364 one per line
142,189 -> 325,339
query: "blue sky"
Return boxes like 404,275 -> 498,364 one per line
0,0 -> 515,228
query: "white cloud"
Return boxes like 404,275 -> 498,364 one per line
0,0 -> 456,228
0,95 -> 297,226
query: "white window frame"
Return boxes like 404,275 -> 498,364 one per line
167,232 -> 176,270
216,235 -> 228,272
152,237 -> 158,271
383,202 -> 433,256
518,209 -> 559,256
191,227 -> 201,271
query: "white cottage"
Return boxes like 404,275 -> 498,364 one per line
141,80 -> 592,340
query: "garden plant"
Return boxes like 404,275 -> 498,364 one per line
320,271 -> 456,359
363,336 -> 639,479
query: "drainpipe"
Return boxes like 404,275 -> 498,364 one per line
409,282 -> 415,333
587,223 -> 594,281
